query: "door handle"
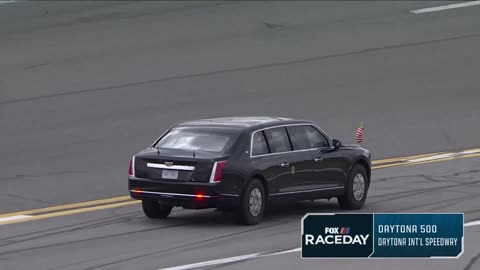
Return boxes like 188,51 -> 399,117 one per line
314,157 -> 323,162
280,162 -> 290,168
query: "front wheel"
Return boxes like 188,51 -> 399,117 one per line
236,178 -> 266,225
142,200 -> 173,219
337,165 -> 368,210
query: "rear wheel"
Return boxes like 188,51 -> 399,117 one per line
338,164 -> 368,210
142,200 -> 173,219
237,178 -> 265,225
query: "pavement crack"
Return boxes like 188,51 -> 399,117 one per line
0,170 -> 83,181
81,220 -> 291,270
392,193 -> 476,212
374,170 -> 480,184
24,63 -> 49,70
264,22 -> 284,29
1,32 -> 479,106
370,178 -> 480,204
2,193 -> 52,206
464,251 -> 480,270
0,212 -> 141,247
0,221 -> 192,256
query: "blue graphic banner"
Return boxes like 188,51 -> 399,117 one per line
302,213 -> 463,258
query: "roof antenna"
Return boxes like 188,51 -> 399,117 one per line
193,148 -> 196,158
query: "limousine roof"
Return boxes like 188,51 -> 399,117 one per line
176,116 -> 314,131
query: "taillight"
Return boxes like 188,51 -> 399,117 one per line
128,157 -> 135,177
211,161 -> 227,182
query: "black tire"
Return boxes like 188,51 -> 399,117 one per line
236,178 -> 266,225
337,164 -> 369,210
142,200 -> 173,219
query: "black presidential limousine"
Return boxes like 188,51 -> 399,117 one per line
129,117 -> 371,225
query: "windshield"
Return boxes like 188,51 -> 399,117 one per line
154,128 -> 238,154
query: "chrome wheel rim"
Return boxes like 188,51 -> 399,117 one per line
249,188 -> 262,216
352,173 -> 365,201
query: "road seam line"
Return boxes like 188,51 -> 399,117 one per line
411,1 -> 480,14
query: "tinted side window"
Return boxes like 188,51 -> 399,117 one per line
263,127 -> 291,153
252,131 -> 269,156
305,126 -> 329,148
286,126 -> 311,150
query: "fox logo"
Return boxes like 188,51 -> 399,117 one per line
325,227 -> 350,234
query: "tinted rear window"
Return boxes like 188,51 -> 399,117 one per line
154,128 -> 238,154
263,127 -> 291,153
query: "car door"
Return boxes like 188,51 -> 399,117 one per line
304,125 -> 348,188
250,129 -> 292,194
285,125 -> 321,191
256,127 -> 308,194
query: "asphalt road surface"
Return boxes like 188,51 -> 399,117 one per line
1,1 -> 479,270
1,157 -> 479,270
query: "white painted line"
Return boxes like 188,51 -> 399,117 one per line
407,153 -> 454,163
411,1 -> 480,14
0,215 -> 32,223
406,148 -> 480,163
160,220 -> 480,270
0,0 -> 17,5
158,253 -> 262,270
464,220 -> 480,227
268,247 -> 301,256
461,149 -> 480,155
158,248 -> 300,270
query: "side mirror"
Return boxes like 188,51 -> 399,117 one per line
332,139 -> 342,150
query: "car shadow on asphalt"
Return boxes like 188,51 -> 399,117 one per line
144,199 -> 350,227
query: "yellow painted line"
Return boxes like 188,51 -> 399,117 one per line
372,163 -> 406,170
0,195 -> 131,219
396,152 -> 480,168
372,152 -> 480,170
459,148 -> 480,154
0,200 -> 140,225
1,147 -> 480,226
0,153 -> 439,220
371,152 -> 441,165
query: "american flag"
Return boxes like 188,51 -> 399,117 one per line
355,121 -> 365,144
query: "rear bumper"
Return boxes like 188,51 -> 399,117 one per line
129,177 -> 240,209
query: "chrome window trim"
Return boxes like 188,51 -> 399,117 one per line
150,125 -> 177,147
146,163 -> 195,171
249,123 -> 332,158
270,186 -> 343,196
130,190 -> 211,198
219,193 -> 240,197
